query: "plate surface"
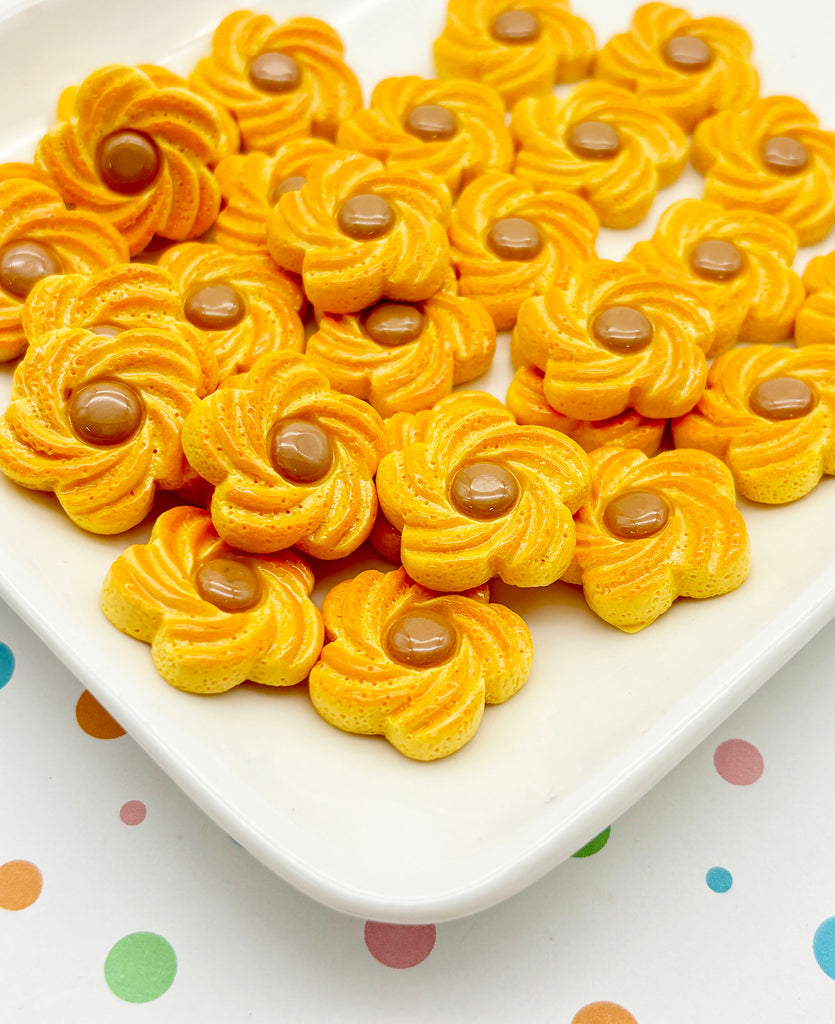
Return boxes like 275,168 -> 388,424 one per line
1,0 -> 834,923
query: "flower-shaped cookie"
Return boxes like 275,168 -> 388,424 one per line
337,76 -> 513,195
449,171 -> 598,330
595,2 -> 758,132
434,0 -> 595,109
563,447 -> 750,632
692,96 -> 835,247
309,567 -> 533,760
214,137 -> 338,252
627,199 -> 804,356
511,259 -> 715,420
157,242 -> 305,379
182,351 -> 387,558
0,325 -> 218,534
672,344 -> 835,504
511,81 -> 688,228
190,11 -> 362,152
0,177 -> 128,362
35,64 -> 238,256
376,391 -> 591,591
305,274 -> 495,416
796,252 -> 835,346
506,364 -> 666,456
267,150 -> 452,314
101,506 -> 323,694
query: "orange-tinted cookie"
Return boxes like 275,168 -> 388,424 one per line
309,567 -> 533,760
434,0 -> 595,109
564,446 -> 750,632
672,344 -> 835,503
101,505 -> 323,693
797,251 -> 835,346
512,81 -> 688,228
627,199 -> 803,355
190,11 -> 361,151
595,2 -> 758,132
449,171 -> 598,330
512,259 -> 714,420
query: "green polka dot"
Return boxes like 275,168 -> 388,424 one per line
573,826 -> 611,858
104,932 -> 177,1003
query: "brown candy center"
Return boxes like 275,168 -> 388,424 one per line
405,104 -> 458,142
568,121 -> 622,160
689,239 -> 744,281
184,282 -> 247,331
68,379 -> 144,447
491,9 -> 541,43
663,34 -> 713,71
98,130 -> 161,195
269,419 -> 333,484
486,217 -> 543,261
363,302 -> 425,346
272,175 -> 306,203
749,376 -> 815,420
450,461 -> 519,520
249,51 -> 301,93
0,241 -> 62,298
603,490 -> 670,539
592,307 -> 654,352
337,194 -> 395,240
385,610 -> 457,668
194,557 -> 262,613
761,136 -> 809,175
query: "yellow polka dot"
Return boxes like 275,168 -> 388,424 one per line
572,1002 -> 639,1024
0,860 -> 43,910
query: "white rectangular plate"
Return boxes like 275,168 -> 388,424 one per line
1,0 -> 834,923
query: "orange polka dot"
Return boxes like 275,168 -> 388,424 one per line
572,1002 -> 639,1024
75,689 -> 125,739
0,860 -> 43,911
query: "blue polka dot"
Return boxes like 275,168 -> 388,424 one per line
0,644 -> 14,689
706,866 -> 733,893
813,917 -> 835,979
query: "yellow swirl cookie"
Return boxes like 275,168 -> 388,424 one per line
337,76 -> 513,195
0,178 -> 128,362
512,81 -> 688,229
627,199 -> 804,356
214,138 -> 338,252
267,150 -> 452,314
796,252 -> 835,346
449,171 -> 598,330
376,390 -> 591,591
309,567 -> 533,760
672,344 -> 835,504
182,351 -> 386,558
35,64 -> 237,256
692,96 -> 835,247
506,363 -> 666,456
512,259 -> 714,420
564,447 -> 750,632
190,11 -> 362,152
101,505 -> 323,694
305,274 -> 495,417
157,242 -> 305,379
595,2 -> 758,132
0,325 -> 218,534
434,0 -> 595,109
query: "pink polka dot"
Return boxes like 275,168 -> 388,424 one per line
364,922 -> 436,968
714,739 -> 764,785
119,800 -> 147,826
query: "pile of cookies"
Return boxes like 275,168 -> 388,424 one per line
0,3 -> 833,760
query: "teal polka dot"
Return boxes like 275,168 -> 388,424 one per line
104,932 -> 177,1003
573,827 -> 611,858
0,644 -> 15,688
813,917 -> 835,979
706,867 -> 733,893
